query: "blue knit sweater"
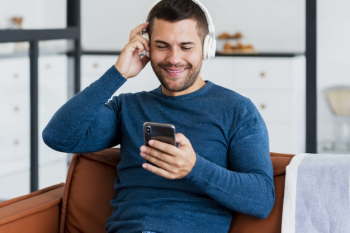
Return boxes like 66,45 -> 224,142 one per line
42,65 -> 275,233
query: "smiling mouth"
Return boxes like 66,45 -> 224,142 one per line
164,68 -> 186,73
162,67 -> 187,77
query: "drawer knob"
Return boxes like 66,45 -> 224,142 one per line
93,63 -> 99,68
14,106 -> 19,112
260,104 -> 266,109
13,73 -> 19,79
46,64 -> 51,69
260,72 -> 266,78
14,140 -> 19,145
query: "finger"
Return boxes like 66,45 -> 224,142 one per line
129,22 -> 149,41
140,152 -> 173,170
125,40 -> 147,56
141,145 -> 173,163
142,163 -> 175,179
130,34 -> 150,52
148,140 -> 177,156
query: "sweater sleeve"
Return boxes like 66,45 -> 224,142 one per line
42,65 -> 126,153
185,99 -> 275,219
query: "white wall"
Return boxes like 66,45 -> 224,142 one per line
0,0 -> 65,29
0,0 -> 305,52
317,0 -> 350,150
81,0 -> 305,52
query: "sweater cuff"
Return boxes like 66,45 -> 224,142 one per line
184,154 -> 213,188
108,65 -> 127,83
83,65 -> 127,100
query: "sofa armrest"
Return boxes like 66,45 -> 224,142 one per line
0,183 -> 65,233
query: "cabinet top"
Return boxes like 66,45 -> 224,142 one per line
83,50 -> 304,58
0,50 -> 304,59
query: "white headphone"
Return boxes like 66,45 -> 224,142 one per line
141,0 -> 216,61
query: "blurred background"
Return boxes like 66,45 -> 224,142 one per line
0,0 -> 349,200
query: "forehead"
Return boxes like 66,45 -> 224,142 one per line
151,18 -> 201,43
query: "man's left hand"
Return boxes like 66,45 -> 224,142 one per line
140,133 -> 197,179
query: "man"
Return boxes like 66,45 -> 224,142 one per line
43,0 -> 275,232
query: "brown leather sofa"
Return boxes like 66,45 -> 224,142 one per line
0,148 -> 294,233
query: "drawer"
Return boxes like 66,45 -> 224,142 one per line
238,90 -> 293,124
39,82 -> 67,105
0,57 -> 29,92
233,57 -> 294,90
39,56 -> 68,89
0,93 -> 30,128
40,74 -> 67,90
200,57 -> 234,89
0,128 -> 30,160
82,55 -> 118,75
39,55 -> 67,76
0,169 -> 30,200
39,157 -> 67,189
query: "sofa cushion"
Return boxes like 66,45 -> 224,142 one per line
0,183 -> 64,233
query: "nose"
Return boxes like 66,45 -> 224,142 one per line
165,47 -> 182,65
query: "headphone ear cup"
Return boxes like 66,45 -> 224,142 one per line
203,35 -> 210,61
142,32 -> 149,42
141,33 -> 150,57
203,35 -> 216,61
209,38 -> 216,59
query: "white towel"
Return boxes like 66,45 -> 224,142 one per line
282,153 -> 350,233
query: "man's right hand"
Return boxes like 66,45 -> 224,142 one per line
115,22 -> 150,79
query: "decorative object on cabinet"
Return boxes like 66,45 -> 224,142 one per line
10,16 -> 23,29
217,31 -> 256,54
323,86 -> 350,152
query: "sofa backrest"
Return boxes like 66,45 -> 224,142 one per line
59,148 -> 119,233
59,148 -> 293,233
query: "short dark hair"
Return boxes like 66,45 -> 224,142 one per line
146,0 -> 209,44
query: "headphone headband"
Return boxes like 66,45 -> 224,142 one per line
144,0 -> 215,36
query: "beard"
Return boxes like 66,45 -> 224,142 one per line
151,59 -> 202,93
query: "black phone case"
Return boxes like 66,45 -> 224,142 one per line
143,122 -> 176,146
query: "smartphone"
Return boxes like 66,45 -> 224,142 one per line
143,122 -> 176,146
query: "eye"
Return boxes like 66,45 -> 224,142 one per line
157,46 -> 167,49
182,47 -> 192,51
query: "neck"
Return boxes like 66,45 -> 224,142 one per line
161,77 -> 206,97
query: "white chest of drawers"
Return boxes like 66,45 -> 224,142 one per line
0,55 -> 68,200
202,56 -> 306,154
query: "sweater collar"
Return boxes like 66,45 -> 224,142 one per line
152,81 -> 213,100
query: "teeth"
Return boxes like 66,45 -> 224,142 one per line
166,68 -> 185,73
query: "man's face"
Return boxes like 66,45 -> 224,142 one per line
149,18 -> 204,96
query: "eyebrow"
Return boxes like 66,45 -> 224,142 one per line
154,40 -> 196,45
